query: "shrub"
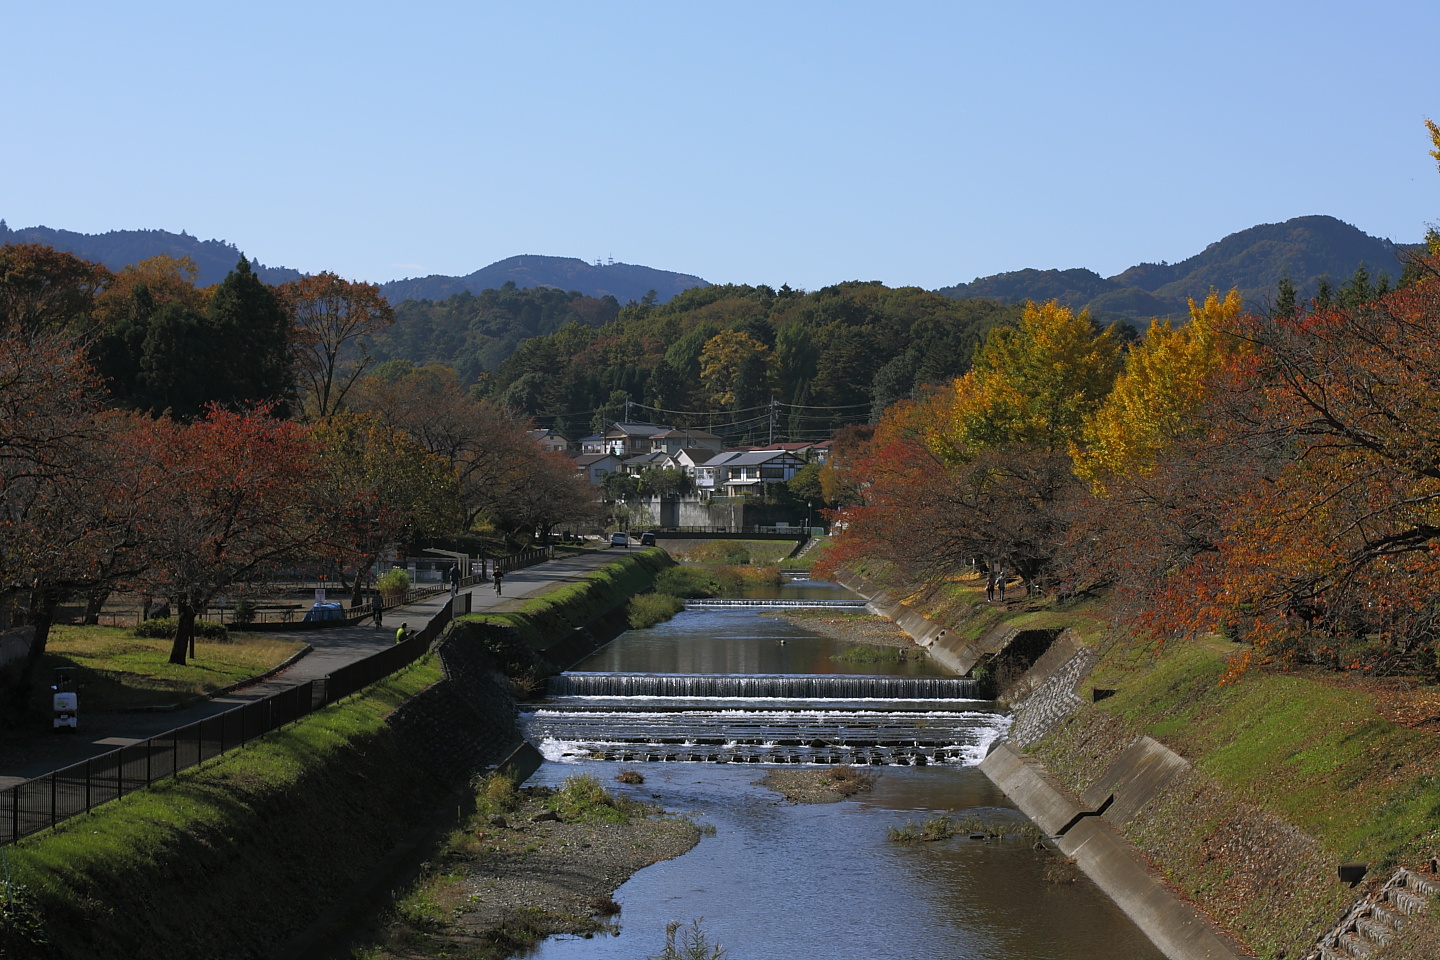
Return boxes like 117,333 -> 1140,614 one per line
376,567 -> 411,599
711,565 -> 783,596
474,772 -> 521,814
650,919 -> 727,960
679,541 -> 751,565
232,598 -> 257,624
132,618 -> 228,641
628,593 -> 685,629
544,773 -> 644,824
654,566 -> 719,599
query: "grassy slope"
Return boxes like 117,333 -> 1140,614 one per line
458,547 -> 673,649
4,659 -> 441,960
2,551 -> 673,959
872,569 -> 1440,960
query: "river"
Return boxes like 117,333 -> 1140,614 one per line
517,578 -> 1166,960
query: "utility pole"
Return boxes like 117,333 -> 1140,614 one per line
769,398 -> 779,446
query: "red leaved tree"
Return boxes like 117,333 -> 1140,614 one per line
135,408 -> 324,664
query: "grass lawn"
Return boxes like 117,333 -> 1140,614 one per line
32,624 -> 306,712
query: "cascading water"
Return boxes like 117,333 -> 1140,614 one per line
545,672 -> 978,698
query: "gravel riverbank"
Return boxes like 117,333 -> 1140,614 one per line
357,775 -> 701,959
760,609 -> 919,649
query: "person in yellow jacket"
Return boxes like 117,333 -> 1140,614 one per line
395,622 -> 410,644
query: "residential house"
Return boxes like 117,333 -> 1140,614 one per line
601,422 -> 669,457
649,428 -> 724,456
527,427 -> 570,453
573,452 -> 623,486
696,450 -> 807,498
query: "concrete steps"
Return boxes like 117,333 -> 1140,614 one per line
1308,866 -> 1440,960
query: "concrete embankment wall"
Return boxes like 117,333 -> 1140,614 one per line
835,569 -> 1015,674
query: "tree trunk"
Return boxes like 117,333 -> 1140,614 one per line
350,555 -> 377,610
83,588 -> 111,625
10,587 -> 58,726
169,601 -> 198,666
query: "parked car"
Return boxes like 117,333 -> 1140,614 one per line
610,532 -> 629,548
639,531 -> 656,546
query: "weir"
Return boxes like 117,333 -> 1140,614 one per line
529,671 -> 995,766
545,671 -> 977,699
683,598 -> 868,609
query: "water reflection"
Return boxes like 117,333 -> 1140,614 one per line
523,762 -> 1165,960
575,608 -> 950,677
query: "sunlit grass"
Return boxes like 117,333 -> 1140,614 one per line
35,624 -> 306,711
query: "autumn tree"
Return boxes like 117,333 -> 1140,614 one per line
0,334 -> 158,719
350,366 -> 562,538
136,408 -> 323,664
1125,259 -> 1440,673
0,243 -> 109,338
1073,289 -> 1245,486
934,300 -> 1120,455
311,414 -> 460,607
699,331 -> 773,409
279,272 -> 394,419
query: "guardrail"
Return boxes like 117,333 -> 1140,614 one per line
1,593 -> 457,848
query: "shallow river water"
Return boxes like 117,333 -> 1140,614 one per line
517,578 -> 1166,960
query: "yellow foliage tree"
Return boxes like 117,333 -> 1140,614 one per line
931,300 -> 1119,460
699,330 -> 773,408
1073,288 -> 1245,486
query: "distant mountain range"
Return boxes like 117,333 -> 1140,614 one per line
0,221 -> 305,287
377,255 -> 709,305
0,221 -> 709,305
937,215 -> 1420,322
1,214 -> 1421,320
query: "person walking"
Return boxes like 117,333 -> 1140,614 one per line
371,592 -> 383,628
395,622 -> 410,644
448,564 -> 461,597
493,567 -> 504,595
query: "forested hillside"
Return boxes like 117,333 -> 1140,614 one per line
369,283 -> 623,384
473,281 -> 1025,440
0,221 -> 303,286
938,215 -> 1416,322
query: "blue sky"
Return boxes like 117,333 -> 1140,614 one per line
4,1 -> 1438,290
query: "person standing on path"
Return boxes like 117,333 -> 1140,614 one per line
395,622 -> 410,644
371,593 -> 383,628
448,564 -> 461,597
493,568 -> 504,595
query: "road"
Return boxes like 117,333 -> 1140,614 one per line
0,548 -> 631,788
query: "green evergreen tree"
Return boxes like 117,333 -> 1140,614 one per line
206,257 -> 294,416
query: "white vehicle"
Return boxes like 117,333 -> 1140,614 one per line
53,691 -> 78,731
52,667 -> 79,731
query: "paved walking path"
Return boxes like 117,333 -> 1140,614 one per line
0,548 -> 633,788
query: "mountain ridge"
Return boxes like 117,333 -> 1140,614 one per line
2,214 -> 1422,321
937,215 -> 1420,322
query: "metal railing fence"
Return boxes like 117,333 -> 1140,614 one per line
1,598 -> 455,847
